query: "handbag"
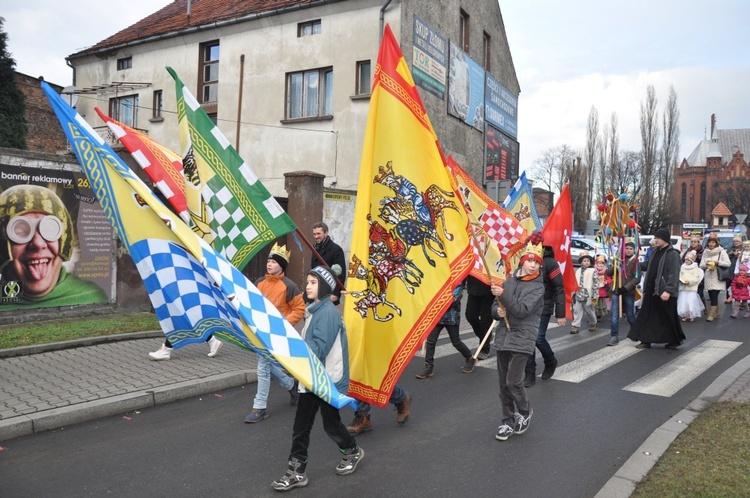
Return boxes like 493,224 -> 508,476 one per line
720,265 -> 734,283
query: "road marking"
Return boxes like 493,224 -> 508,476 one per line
553,343 -> 643,383
624,339 -> 742,397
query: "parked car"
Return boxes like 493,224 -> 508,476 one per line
639,234 -> 683,262
701,230 -> 745,250
571,237 -> 606,266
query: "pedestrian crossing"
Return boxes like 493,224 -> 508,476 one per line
415,326 -> 742,398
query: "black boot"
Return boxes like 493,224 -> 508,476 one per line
524,369 -> 536,387
541,359 -> 558,380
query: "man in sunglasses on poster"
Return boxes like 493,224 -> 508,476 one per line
0,184 -> 106,308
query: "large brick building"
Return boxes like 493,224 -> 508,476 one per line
675,114 -> 750,228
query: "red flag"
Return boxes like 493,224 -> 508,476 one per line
541,183 -> 578,319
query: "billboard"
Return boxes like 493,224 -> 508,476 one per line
448,43 -> 485,131
485,72 -> 518,139
412,15 -> 447,100
0,164 -> 113,310
485,124 -> 520,182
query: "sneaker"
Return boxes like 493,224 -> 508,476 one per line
415,362 -> 434,379
288,380 -> 299,406
570,327 -> 579,334
271,458 -> 308,491
477,350 -> 490,361
514,409 -> 533,435
207,336 -> 223,357
461,357 -> 477,374
523,369 -> 536,388
347,412 -> 372,435
635,342 -> 651,349
244,408 -> 268,423
335,447 -> 364,476
607,335 -> 619,346
395,392 -> 411,424
588,323 -> 597,332
541,359 -> 558,380
495,424 -> 514,441
148,344 -> 173,361
745,311 -> 750,318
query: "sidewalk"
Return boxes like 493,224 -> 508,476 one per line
0,333 -> 258,442
1,333 -> 750,497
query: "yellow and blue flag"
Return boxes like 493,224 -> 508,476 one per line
42,82 -> 354,409
502,171 -> 542,234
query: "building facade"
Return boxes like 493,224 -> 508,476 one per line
65,0 -> 520,252
676,114 -> 750,228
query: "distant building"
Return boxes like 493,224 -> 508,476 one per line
675,114 -> 750,228
13,72 -> 69,154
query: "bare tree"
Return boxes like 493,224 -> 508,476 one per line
639,85 -> 660,233
564,156 -> 589,233
657,85 -> 680,226
530,144 -> 574,193
583,106 -> 599,219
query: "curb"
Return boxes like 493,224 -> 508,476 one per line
595,354 -> 750,497
0,370 -> 257,442
0,330 -> 164,358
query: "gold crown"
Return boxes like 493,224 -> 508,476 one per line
522,240 -> 544,260
269,242 -> 291,263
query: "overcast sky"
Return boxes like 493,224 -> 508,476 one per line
4,0 -> 749,175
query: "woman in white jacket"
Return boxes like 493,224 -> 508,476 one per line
700,233 -> 731,321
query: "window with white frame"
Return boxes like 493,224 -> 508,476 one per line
356,60 -> 371,96
200,41 -> 219,103
109,95 -> 138,127
286,68 -> 333,119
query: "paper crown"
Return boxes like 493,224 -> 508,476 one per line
269,242 -> 291,263
520,239 -> 544,264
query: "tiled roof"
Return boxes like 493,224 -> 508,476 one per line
685,128 -> 750,167
712,202 -> 732,216
69,0 -> 334,58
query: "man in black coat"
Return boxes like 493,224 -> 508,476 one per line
311,222 -> 346,305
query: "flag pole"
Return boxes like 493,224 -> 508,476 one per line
294,227 -> 346,291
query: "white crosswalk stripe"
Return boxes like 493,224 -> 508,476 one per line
623,339 -> 741,397
553,343 -> 643,383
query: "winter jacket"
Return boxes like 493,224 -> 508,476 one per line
299,298 -> 349,394
490,269 -> 544,355
255,273 -> 306,326
311,235 -> 347,302
540,246 -> 566,318
607,254 -> 639,296
439,282 -> 465,326
678,263 -> 704,292
730,274 -> 750,301
699,246 -> 731,291
642,246 -> 681,297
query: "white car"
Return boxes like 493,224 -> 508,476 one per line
639,234 -> 683,262
570,238 -> 606,266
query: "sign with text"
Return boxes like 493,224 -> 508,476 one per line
485,125 -> 520,182
485,72 -> 518,139
448,43 -> 485,131
0,164 -> 113,310
412,15 -> 447,100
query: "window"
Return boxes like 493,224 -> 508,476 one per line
482,32 -> 491,70
117,57 -> 132,70
459,9 -> 470,52
356,60 -> 371,96
109,95 -> 138,128
152,90 -> 163,119
207,113 -> 218,126
199,41 -> 220,103
298,20 -> 321,37
286,68 -> 333,119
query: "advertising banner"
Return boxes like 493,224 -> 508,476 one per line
0,164 -> 113,310
485,72 -> 518,139
412,14 -> 447,100
448,43 -> 485,131
485,125 -> 520,181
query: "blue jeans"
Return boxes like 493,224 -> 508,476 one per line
253,356 -> 294,410
355,384 -> 406,414
610,293 -> 636,336
525,314 -> 555,372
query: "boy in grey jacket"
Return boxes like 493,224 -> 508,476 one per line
490,239 -> 545,441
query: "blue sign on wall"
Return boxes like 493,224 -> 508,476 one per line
485,73 -> 518,139
448,43 -> 485,131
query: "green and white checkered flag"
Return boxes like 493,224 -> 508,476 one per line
167,67 -> 296,270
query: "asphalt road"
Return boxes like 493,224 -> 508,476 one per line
2,313 -> 748,497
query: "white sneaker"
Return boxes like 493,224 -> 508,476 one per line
207,336 -> 223,358
148,344 -> 172,361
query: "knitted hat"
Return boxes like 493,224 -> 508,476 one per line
308,264 -> 341,299
267,242 -> 291,272
625,240 -> 636,249
578,251 -> 593,265
0,184 -> 74,262
740,264 -> 748,272
653,227 -> 671,243
684,250 -> 697,263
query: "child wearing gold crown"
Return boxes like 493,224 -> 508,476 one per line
245,243 -> 306,423
489,235 -> 544,441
